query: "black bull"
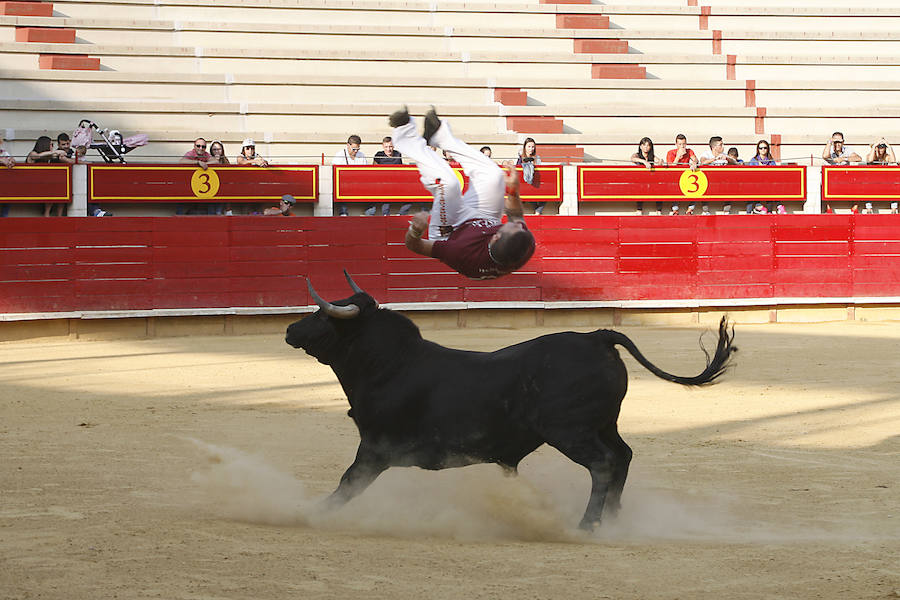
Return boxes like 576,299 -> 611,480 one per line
286,274 -> 736,530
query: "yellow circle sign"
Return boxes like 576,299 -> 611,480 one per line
190,168 -> 221,199
678,169 -> 708,198
453,168 -> 465,193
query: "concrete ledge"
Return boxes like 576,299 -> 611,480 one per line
5,299 -> 900,342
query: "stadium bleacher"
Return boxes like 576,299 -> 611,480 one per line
2,0 -> 900,201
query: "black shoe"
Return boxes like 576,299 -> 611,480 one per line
423,106 -> 441,145
388,105 -> 410,128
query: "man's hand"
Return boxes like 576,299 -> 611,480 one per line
408,211 -> 429,237
503,165 -> 520,194
405,211 -> 434,257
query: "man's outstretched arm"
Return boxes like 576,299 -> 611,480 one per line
503,166 -> 525,223
405,211 -> 435,257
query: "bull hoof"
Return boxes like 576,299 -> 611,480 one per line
578,518 -> 601,532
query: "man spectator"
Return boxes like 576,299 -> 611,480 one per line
368,136 -> 411,216
180,137 -> 211,169
665,134 -> 698,168
332,134 -> 366,216
56,133 -> 76,164
696,136 -> 737,216
823,132 -> 861,165
263,194 -> 296,216
699,136 -> 738,166
177,137 -> 212,215
480,146 -> 492,158
0,133 -> 14,217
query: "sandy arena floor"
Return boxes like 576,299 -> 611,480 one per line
1,318 -> 898,599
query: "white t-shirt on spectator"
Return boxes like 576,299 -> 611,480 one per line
699,149 -> 729,166
333,148 -> 367,165
0,148 -> 9,158
828,147 -> 858,163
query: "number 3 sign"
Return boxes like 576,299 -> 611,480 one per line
678,169 -> 708,198
190,168 -> 221,198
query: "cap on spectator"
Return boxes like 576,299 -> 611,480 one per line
242,138 -> 255,148
281,194 -> 296,205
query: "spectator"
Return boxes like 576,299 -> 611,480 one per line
368,136 -> 410,216
177,138 -> 212,215
517,137 -> 544,214
180,137 -> 211,169
699,136 -> 738,166
56,133 -> 76,165
205,141 -> 230,215
748,140 -> 777,166
332,134 -> 366,216
822,132 -> 861,165
665,134 -> 698,168
0,133 -> 15,217
480,146 -> 492,158
263,194 -> 296,216
631,137 -> 662,169
727,147 -> 743,165
27,135 -> 63,163
236,138 -> 267,167
866,138 -> 896,165
208,141 -> 229,165
27,136 -> 68,217
632,137 -> 662,214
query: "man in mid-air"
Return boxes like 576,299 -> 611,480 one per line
391,107 -> 535,280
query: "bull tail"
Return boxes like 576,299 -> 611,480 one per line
602,316 -> 736,386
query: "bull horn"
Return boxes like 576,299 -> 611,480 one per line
306,278 -> 360,319
344,269 -> 365,295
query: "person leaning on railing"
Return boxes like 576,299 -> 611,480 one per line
866,138 -> 896,165
631,137 -> 663,214
747,139 -> 779,214
0,133 -> 14,217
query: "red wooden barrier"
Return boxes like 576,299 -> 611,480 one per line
822,165 -> 900,206
578,165 -> 806,203
0,164 -> 71,203
333,165 -> 563,204
88,164 -> 318,204
6,215 -> 900,315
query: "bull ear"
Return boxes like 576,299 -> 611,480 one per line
307,279 -> 360,319
344,270 -> 365,295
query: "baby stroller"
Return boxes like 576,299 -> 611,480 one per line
72,119 -> 148,163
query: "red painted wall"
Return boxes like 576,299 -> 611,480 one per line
3,215 -> 900,314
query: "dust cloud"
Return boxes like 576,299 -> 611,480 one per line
187,438 -> 755,543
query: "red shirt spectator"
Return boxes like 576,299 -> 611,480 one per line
181,138 -> 211,168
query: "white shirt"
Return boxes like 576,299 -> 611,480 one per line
332,148 -> 367,165
699,149 -> 729,166
828,146 -> 858,164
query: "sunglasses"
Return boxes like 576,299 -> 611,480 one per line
758,145 -> 769,150
195,144 -> 206,149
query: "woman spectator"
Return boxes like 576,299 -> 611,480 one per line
631,137 -> 662,170
866,138 -> 896,165
631,137 -> 662,214
516,138 -> 543,214
27,136 -> 66,216
236,138 -> 268,167
206,141 -> 230,214
748,140 -> 777,166
209,141 -> 230,165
